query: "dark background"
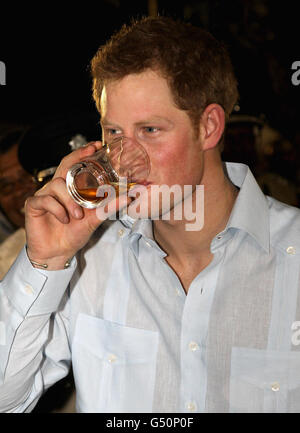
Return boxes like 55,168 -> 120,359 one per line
1,0 -> 300,204
1,0 -> 300,412
0,0 -> 299,137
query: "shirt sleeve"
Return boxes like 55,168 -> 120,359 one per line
0,246 -> 77,412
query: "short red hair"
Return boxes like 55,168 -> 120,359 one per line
91,16 -> 239,139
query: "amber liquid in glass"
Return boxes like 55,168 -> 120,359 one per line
76,181 -> 137,203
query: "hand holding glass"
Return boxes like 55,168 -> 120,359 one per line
66,136 -> 150,208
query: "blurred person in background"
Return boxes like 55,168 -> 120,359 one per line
222,114 -> 299,207
0,125 -> 37,279
0,111 -> 99,284
0,111 -> 99,413
0,125 -> 34,243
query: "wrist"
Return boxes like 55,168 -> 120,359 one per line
26,248 -> 73,271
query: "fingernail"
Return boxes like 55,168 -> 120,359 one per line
82,142 -> 95,151
74,208 -> 83,219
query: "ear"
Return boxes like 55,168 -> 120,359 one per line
199,103 -> 225,151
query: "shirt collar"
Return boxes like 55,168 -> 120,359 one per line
120,162 -> 270,256
224,162 -> 270,253
120,213 -> 153,239
120,214 -> 165,258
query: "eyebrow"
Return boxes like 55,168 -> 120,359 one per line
100,116 -> 173,127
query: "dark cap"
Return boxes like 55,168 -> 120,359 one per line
0,124 -> 28,154
18,110 -> 101,176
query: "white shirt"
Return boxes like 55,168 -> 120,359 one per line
1,162 -> 300,413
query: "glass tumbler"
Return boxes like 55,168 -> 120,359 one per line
66,136 -> 150,208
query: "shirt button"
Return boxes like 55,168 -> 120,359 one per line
145,241 -> 152,248
217,235 -> 222,240
286,246 -> 296,255
271,382 -> 280,392
108,354 -> 117,363
189,341 -> 199,352
118,229 -> 124,237
175,287 -> 182,296
186,401 -> 197,412
24,284 -> 34,295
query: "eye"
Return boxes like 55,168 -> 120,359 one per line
143,126 -> 160,133
102,127 -> 123,142
106,128 -> 122,136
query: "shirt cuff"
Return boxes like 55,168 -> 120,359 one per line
2,246 -> 77,317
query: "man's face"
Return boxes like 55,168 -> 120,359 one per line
100,69 -> 205,218
0,143 -> 37,228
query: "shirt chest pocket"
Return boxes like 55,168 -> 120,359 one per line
72,313 -> 159,413
229,347 -> 300,413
